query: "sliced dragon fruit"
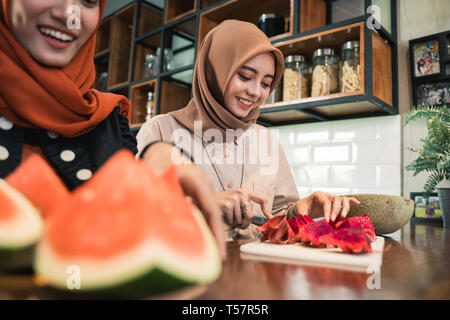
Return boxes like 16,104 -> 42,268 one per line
335,214 -> 376,241
296,220 -> 334,247
319,225 -> 372,253
257,214 -> 289,244
287,214 -> 314,235
268,223 -> 289,244
257,213 -> 286,233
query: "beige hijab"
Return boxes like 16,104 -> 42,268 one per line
170,20 -> 284,135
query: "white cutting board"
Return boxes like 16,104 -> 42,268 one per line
240,236 -> 384,272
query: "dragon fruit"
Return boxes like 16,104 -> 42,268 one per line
334,214 -> 376,241
319,224 -> 373,253
257,211 -> 377,254
295,220 -> 334,247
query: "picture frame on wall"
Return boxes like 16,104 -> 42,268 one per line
410,192 -> 443,224
412,39 -> 440,77
409,30 -> 450,107
415,81 -> 450,106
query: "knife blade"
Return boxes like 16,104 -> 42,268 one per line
251,216 -> 268,226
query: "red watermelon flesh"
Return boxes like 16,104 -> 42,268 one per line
35,150 -> 221,292
335,214 -> 376,241
6,154 -> 70,219
319,225 -> 372,253
0,186 -> 15,222
46,151 -> 205,259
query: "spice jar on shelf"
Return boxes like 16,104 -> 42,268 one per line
283,55 -> 310,101
340,40 -> 361,93
311,48 -> 339,97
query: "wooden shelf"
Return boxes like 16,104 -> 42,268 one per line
159,78 -> 191,114
199,0 -> 295,47
133,32 -> 161,81
108,4 -> 136,89
258,20 -> 395,124
137,2 -> 163,37
95,17 -> 111,55
93,0 -> 397,127
130,80 -> 157,125
165,0 -> 197,24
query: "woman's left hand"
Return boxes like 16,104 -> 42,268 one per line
293,191 -> 360,222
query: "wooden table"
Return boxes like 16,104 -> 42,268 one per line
1,222 -> 449,300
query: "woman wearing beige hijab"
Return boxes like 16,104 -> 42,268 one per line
137,20 -> 359,240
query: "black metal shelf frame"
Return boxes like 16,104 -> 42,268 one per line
99,0 -> 398,129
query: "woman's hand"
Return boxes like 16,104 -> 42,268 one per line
141,142 -> 226,260
293,191 -> 360,222
215,188 -> 272,229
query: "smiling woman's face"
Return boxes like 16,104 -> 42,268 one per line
223,52 -> 275,118
10,0 -> 100,67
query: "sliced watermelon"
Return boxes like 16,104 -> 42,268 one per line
0,179 -> 43,270
6,154 -> 70,219
34,150 -> 221,297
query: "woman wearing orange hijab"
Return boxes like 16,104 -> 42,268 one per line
137,20 -> 360,240
0,0 -> 226,258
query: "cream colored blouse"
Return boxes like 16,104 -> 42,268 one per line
136,114 -> 299,240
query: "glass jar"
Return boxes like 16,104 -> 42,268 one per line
143,54 -> 158,78
311,48 -> 339,97
283,55 -> 310,101
145,91 -> 155,122
340,41 -> 361,93
258,13 -> 285,38
157,48 -> 173,72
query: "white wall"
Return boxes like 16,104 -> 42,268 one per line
273,115 -> 402,199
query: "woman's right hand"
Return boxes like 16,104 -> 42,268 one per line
215,188 -> 272,229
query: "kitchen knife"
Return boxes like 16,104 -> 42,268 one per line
251,216 -> 269,226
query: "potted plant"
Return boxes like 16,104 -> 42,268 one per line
404,105 -> 450,227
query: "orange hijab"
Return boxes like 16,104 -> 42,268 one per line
0,0 -> 130,137
170,20 -> 284,135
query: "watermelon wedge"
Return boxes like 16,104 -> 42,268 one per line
0,179 -> 43,270
6,154 -> 70,219
34,150 -> 221,297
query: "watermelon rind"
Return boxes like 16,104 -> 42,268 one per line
0,179 -> 43,270
34,207 -> 222,297
0,179 -> 43,250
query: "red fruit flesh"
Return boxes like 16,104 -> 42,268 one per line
287,214 -> 313,235
335,214 -> 376,241
320,225 -> 372,253
6,154 -> 70,219
296,220 -> 334,247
